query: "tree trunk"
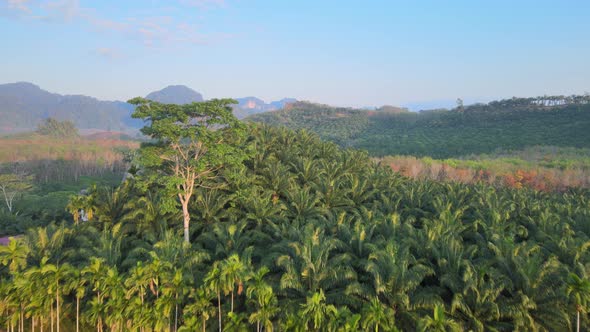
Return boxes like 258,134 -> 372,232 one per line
202,318 -> 206,332
56,283 -> 60,332
76,296 -> 80,332
218,291 -> 222,332
182,201 -> 190,243
231,290 -> 234,313
175,296 -> 178,332
50,302 -> 54,332
577,309 -> 580,332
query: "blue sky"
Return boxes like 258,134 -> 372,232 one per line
1,0 -> 589,108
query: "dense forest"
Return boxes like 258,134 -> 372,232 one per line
248,97 -> 590,158
1,118 -> 590,331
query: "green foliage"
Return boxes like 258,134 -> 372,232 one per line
0,172 -> 33,213
129,97 -> 249,242
249,100 -> 590,158
0,124 -> 589,331
36,117 -> 79,138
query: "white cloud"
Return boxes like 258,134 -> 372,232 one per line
6,0 -> 31,12
1,0 -> 234,48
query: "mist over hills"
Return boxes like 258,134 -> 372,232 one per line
0,82 -> 296,134
0,82 -> 139,134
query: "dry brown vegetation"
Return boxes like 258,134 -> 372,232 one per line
380,153 -> 590,192
0,134 -> 139,183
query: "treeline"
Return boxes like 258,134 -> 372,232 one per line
35,118 -> 79,138
461,94 -> 590,112
1,125 -> 590,331
249,100 -> 590,158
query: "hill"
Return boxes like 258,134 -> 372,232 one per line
145,85 -> 204,104
249,97 -> 590,158
0,82 -> 297,133
0,82 -> 141,133
233,97 -> 297,118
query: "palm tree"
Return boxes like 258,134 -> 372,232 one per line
183,287 -> 216,332
247,287 -> 277,332
220,254 -> 250,313
276,224 -> 355,303
361,297 -> 396,332
204,263 -> 224,332
25,258 -> 73,332
122,190 -> 169,242
489,240 -> 569,330
362,242 -> 434,326
247,267 -> 278,332
92,184 -> 131,228
448,265 -> 508,332
82,257 -> 109,332
199,221 -> 254,261
327,307 -> 362,332
66,269 -> 87,332
66,194 -> 93,225
566,272 -> 590,332
299,290 -> 337,331
418,305 -> 462,332
24,223 -> 72,266
0,237 -> 29,273
159,267 -> 189,332
124,262 -> 150,331
94,223 -> 124,267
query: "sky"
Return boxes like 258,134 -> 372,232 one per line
1,0 -> 589,109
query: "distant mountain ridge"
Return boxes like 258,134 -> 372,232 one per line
145,85 -> 204,104
0,82 -> 296,134
233,97 -> 297,118
0,82 -> 139,134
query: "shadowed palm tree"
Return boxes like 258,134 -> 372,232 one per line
276,224 -> 355,303
566,272 -> 590,332
362,242 -> 435,327
204,263 -> 224,332
247,266 -> 278,332
418,305 -> 462,332
182,287 -> 216,332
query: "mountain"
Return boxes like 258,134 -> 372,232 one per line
0,82 -> 296,134
233,97 -> 297,118
0,82 -> 140,133
145,85 -> 204,104
248,97 -> 590,158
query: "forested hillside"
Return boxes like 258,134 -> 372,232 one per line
2,124 -> 590,331
249,97 -> 590,158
